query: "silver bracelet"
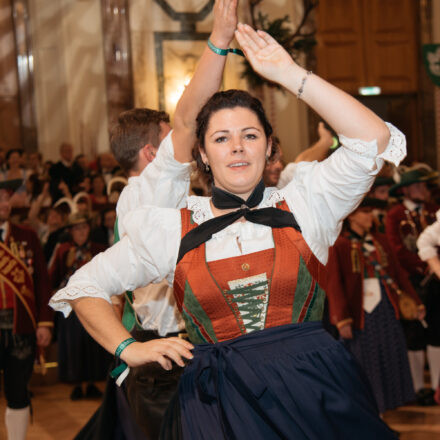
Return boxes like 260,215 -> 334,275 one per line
297,71 -> 312,100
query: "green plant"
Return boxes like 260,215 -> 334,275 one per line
241,0 -> 318,89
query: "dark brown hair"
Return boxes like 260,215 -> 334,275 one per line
6,148 -> 23,163
193,90 -> 275,186
110,108 -> 170,173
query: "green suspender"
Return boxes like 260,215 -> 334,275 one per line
114,217 -> 143,332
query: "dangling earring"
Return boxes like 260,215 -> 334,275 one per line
265,155 -> 270,163
205,163 -> 210,172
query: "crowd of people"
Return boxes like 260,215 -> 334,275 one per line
1,1 -> 440,439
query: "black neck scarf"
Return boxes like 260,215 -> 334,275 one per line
177,179 -> 300,263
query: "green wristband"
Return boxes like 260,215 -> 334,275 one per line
208,39 -> 244,57
115,337 -> 136,358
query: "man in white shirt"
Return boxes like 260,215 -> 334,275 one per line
86,107 -> 190,438
75,107 -> 192,439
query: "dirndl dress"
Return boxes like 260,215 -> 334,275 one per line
161,206 -> 397,439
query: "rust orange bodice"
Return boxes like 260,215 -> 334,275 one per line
173,201 -> 328,344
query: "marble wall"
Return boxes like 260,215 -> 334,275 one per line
28,0 -> 311,163
30,0 -> 109,161
0,0 -> 22,151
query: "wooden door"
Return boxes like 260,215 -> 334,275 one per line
362,0 -> 418,93
316,0 -> 418,94
316,0 -> 366,94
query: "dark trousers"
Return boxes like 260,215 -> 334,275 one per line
0,329 -> 36,409
402,275 -> 440,350
125,329 -> 184,440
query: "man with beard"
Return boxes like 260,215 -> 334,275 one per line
368,175 -> 395,233
0,179 -> 52,440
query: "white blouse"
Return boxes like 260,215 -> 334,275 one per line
417,209 -> 440,261
116,130 -> 192,237
116,130 -> 191,335
50,123 -> 406,317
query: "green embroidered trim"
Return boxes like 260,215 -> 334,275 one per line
183,280 -> 217,343
225,280 -> 269,333
304,283 -> 326,322
291,256 -> 312,322
205,248 -> 247,334
181,308 -> 208,344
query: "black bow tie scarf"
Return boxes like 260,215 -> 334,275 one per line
177,179 -> 301,263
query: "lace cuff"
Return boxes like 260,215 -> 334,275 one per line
49,285 -> 112,317
339,122 -> 406,167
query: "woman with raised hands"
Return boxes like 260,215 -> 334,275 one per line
50,23 -> 404,439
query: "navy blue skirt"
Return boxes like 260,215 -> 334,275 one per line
346,287 -> 415,413
167,322 -> 397,440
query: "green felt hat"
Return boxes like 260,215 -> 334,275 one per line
358,197 -> 388,210
389,169 -> 438,196
373,176 -> 394,187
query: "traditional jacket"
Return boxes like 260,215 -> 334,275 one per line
385,200 -> 438,276
326,231 -> 421,330
0,222 -> 53,334
49,241 -> 107,291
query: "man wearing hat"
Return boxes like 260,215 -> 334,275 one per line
386,167 -> 439,404
327,197 -> 422,414
0,179 -> 53,440
49,213 -> 110,400
367,175 -> 395,232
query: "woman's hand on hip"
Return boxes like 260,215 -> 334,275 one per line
120,337 -> 194,370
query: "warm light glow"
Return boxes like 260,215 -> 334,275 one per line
163,42 -> 205,115
166,74 -> 192,112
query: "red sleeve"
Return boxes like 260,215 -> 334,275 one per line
385,206 -> 426,275
380,236 -> 422,306
48,243 -> 68,291
27,229 -> 54,327
326,241 -> 353,328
